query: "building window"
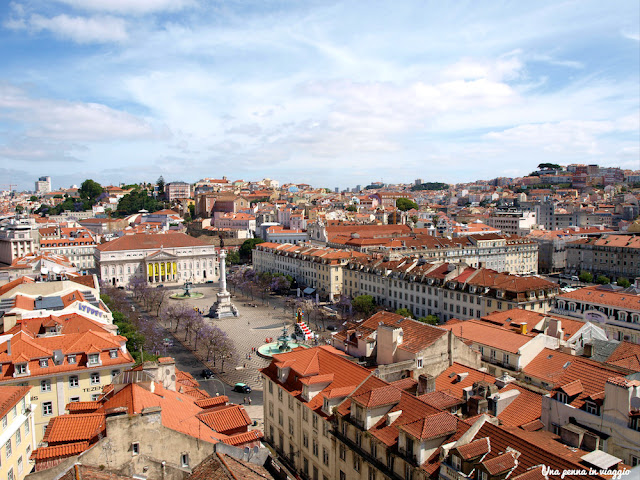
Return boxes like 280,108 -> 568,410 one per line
15,364 -> 27,375
303,432 -> 309,449
15,429 -> 20,446
109,350 -> 118,359
69,375 -> 79,388
5,439 -> 11,458
405,464 -> 413,480
585,401 -> 600,416
451,454 -> 461,470
90,372 -> 101,385
340,472 -> 346,480
289,418 -> 294,435
1,416 -> 6,428
556,392 -> 568,404
339,444 -> 346,461
40,380 -> 51,392
132,443 -> 140,455
551,423 -> 561,435
70,397 -> 80,403
7,469 -> 13,480
112,369 -> 120,380
68,355 -> 76,364
91,394 -> 101,401
42,402 -> 53,416
302,407 -> 308,422
24,420 -> 29,435
17,456 -> 22,475
312,414 -> 318,430
323,447 -> 329,466
354,455 -> 361,472
416,358 -> 423,368
39,359 -> 49,368
312,438 -> 318,457
278,409 -> 283,426
181,453 -> 189,467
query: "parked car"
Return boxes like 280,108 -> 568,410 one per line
326,325 -> 338,331
205,280 -> 214,284
201,369 -> 214,379
156,284 -> 164,288
233,382 -> 251,393
163,338 -> 173,348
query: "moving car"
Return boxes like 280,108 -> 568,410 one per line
233,382 -> 251,393
201,369 -> 214,379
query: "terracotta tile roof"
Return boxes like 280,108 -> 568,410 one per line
390,377 -> 418,391
435,363 -> 496,399
31,441 -> 90,460
222,430 -> 264,446
512,466 -> 547,480
352,384 -> 402,408
455,437 -> 490,460
198,405 -> 252,434
96,232 -> 211,252
418,390 -> 464,410
299,373 -> 334,385
441,319 -> 533,354
482,450 -> 518,475
606,341 -> 640,369
0,276 -> 35,296
43,413 -> 106,444
195,396 -> 229,409
323,385 -> 357,399
559,379 -> 583,397
401,411 -> 458,440
356,311 -> 446,353
496,384 -> 543,428
519,419 -> 545,432
557,285 -> 640,310
66,401 -> 101,414
0,385 -> 31,419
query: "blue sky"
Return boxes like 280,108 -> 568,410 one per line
0,0 -> 638,191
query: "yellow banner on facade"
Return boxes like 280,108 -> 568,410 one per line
148,264 -> 153,276
173,262 -> 177,275
160,263 -> 165,275
154,263 -> 158,275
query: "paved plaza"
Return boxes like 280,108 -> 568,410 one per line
164,285 -> 325,392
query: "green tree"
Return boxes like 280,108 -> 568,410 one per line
417,315 -> 439,325
537,163 -> 562,170
188,204 -> 195,219
596,275 -> 610,285
352,295 -> 376,316
396,198 -> 418,211
226,250 -> 241,264
79,179 -> 104,201
29,195 -> 38,202
239,238 -> 265,260
15,205 -> 24,213
116,190 -> 161,216
617,277 -> 631,288
579,271 -> 593,283
157,176 -> 165,195
346,205 -> 357,212
395,308 -> 414,318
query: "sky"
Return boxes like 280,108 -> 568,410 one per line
0,0 -> 638,191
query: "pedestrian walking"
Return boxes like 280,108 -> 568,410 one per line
248,397 -> 252,405
243,397 -> 247,404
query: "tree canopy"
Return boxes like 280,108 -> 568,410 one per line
395,308 -> 414,318
353,295 -> 376,316
396,198 -> 418,211
116,189 -> 162,216
538,163 -> 562,170
411,182 -> 449,191
239,238 -> 265,259
79,179 -> 104,201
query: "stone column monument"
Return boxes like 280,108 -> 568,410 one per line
209,249 -> 238,318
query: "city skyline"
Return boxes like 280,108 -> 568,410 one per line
0,0 -> 638,190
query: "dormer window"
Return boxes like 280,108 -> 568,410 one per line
68,355 -> 76,364
556,392 -> 568,404
109,350 -> 118,359
15,364 -> 27,375
451,454 -> 461,470
88,354 -> 100,365
585,401 -> 600,416
39,359 -> 49,368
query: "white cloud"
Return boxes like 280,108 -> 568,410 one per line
6,12 -> 128,43
0,83 -> 160,142
55,0 -> 195,15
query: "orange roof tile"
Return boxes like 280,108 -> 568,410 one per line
43,413 -> 105,443
401,411 -> 458,440
32,441 -> 90,461
482,451 -> 518,475
456,437 -> 490,460
441,320 -> 533,353
198,405 -> 252,434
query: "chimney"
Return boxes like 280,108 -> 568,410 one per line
6,339 -> 10,356
583,343 -> 593,358
519,323 -> 527,335
417,374 -> 435,395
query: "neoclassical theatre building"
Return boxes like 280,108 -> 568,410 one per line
95,232 -> 219,286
